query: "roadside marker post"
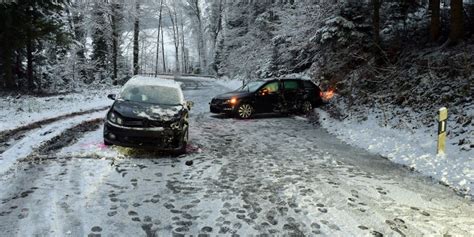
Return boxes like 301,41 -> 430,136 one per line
437,107 -> 448,155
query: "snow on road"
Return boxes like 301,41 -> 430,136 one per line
0,78 -> 473,236
318,108 -> 474,197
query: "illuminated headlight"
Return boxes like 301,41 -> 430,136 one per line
116,117 -> 123,125
108,112 -> 118,123
226,98 -> 238,105
170,121 -> 180,129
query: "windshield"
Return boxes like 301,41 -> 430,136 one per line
238,81 -> 266,92
120,85 -> 184,105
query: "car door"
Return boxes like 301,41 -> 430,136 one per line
255,81 -> 281,113
282,80 -> 303,111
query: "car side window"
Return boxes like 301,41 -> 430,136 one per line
303,81 -> 315,89
262,82 -> 279,93
284,81 -> 299,91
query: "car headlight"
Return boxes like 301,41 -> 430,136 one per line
226,98 -> 238,105
108,112 -> 117,123
116,117 -> 123,125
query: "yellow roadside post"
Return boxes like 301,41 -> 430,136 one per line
437,107 -> 448,155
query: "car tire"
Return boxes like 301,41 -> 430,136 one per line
301,100 -> 313,114
236,103 -> 253,119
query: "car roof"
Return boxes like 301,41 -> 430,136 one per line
125,76 -> 182,90
255,78 -> 313,82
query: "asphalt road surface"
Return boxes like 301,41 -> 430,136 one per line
0,77 -> 473,236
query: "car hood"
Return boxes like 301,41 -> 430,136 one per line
214,91 -> 253,100
112,100 -> 184,121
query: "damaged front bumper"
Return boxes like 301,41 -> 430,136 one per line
103,121 -> 184,150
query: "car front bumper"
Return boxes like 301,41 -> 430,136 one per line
209,100 -> 235,114
103,121 -> 184,150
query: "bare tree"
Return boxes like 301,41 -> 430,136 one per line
161,25 -> 166,72
133,0 -> 140,75
208,0 -> 225,74
180,10 -> 187,73
167,1 -> 180,73
155,0 -> 164,75
110,0 -> 122,83
184,0 -> 207,73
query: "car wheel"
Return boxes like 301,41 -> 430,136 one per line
236,103 -> 253,119
301,100 -> 313,114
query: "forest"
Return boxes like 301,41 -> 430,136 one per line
0,0 -> 472,100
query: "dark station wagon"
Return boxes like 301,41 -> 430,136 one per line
210,78 -> 323,119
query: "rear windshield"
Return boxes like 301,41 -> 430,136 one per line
120,85 -> 184,105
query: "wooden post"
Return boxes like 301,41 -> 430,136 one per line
437,107 -> 448,155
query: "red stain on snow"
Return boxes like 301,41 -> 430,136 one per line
186,144 -> 202,153
98,143 -> 109,149
80,142 -> 108,150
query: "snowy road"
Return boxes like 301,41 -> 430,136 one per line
0,78 -> 473,236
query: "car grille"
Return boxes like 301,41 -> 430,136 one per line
116,133 -> 180,148
122,117 -> 166,128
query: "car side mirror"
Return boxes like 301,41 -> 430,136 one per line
107,94 -> 117,100
186,101 -> 194,109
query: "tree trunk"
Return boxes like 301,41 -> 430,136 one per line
133,0 -> 140,75
188,0 -> 207,73
71,2 -> 87,80
174,19 -> 180,73
449,0 -> 463,43
372,0 -> 381,46
430,0 -> 441,41
180,12 -> 186,73
26,28 -> 34,90
111,3 -> 119,84
2,46 -> 14,89
161,26 -> 166,72
1,9 -> 14,89
141,33 -> 146,72
155,0 -> 163,76
197,20 -> 207,73
168,5 -> 180,73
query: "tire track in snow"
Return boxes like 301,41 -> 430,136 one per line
0,111 -> 106,175
24,118 -> 103,160
0,106 -> 109,155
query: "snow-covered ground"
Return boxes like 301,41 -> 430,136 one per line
0,88 -> 117,132
214,77 -> 473,197
214,77 -> 474,197
0,77 -> 473,236
214,77 -> 243,91
318,103 -> 474,197
0,111 -> 106,175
